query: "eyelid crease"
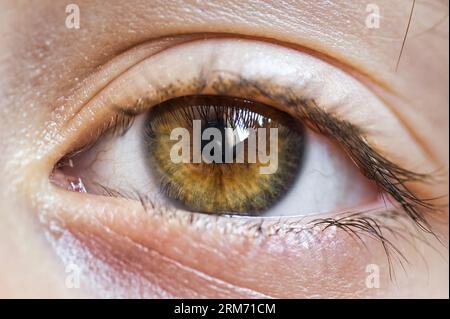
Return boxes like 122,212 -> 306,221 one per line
55,33 -> 396,125
113,32 -> 399,95
367,88 -> 446,166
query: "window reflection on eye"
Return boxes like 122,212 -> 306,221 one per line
47,38 -> 442,297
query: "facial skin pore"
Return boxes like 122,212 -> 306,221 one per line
0,0 -> 448,298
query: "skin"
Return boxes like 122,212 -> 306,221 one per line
0,0 -> 448,298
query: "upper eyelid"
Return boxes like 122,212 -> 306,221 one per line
53,68 -> 364,158
45,40 -> 426,180
115,72 -> 366,138
50,35 -> 432,167
49,38 -> 425,180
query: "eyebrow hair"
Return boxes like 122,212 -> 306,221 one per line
396,0 -> 416,71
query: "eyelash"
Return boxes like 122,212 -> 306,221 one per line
54,72 -> 441,275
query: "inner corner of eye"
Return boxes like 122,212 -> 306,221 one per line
50,153 -> 88,194
49,94 -> 381,218
50,136 -> 111,195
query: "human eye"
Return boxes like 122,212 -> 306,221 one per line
42,37 -> 444,298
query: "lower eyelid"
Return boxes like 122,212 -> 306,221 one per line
39,188 -> 401,298
40,149 -> 442,297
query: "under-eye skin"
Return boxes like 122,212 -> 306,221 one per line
48,38 -> 443,278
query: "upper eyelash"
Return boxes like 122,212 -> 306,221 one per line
55,110 -> 136,169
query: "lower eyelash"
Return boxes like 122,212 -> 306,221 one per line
76,179 -> 442,280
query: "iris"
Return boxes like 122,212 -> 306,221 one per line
144,95 -> 306,214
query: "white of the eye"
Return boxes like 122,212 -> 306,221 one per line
264,129 -> 377,217
80,115 -> 160,194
